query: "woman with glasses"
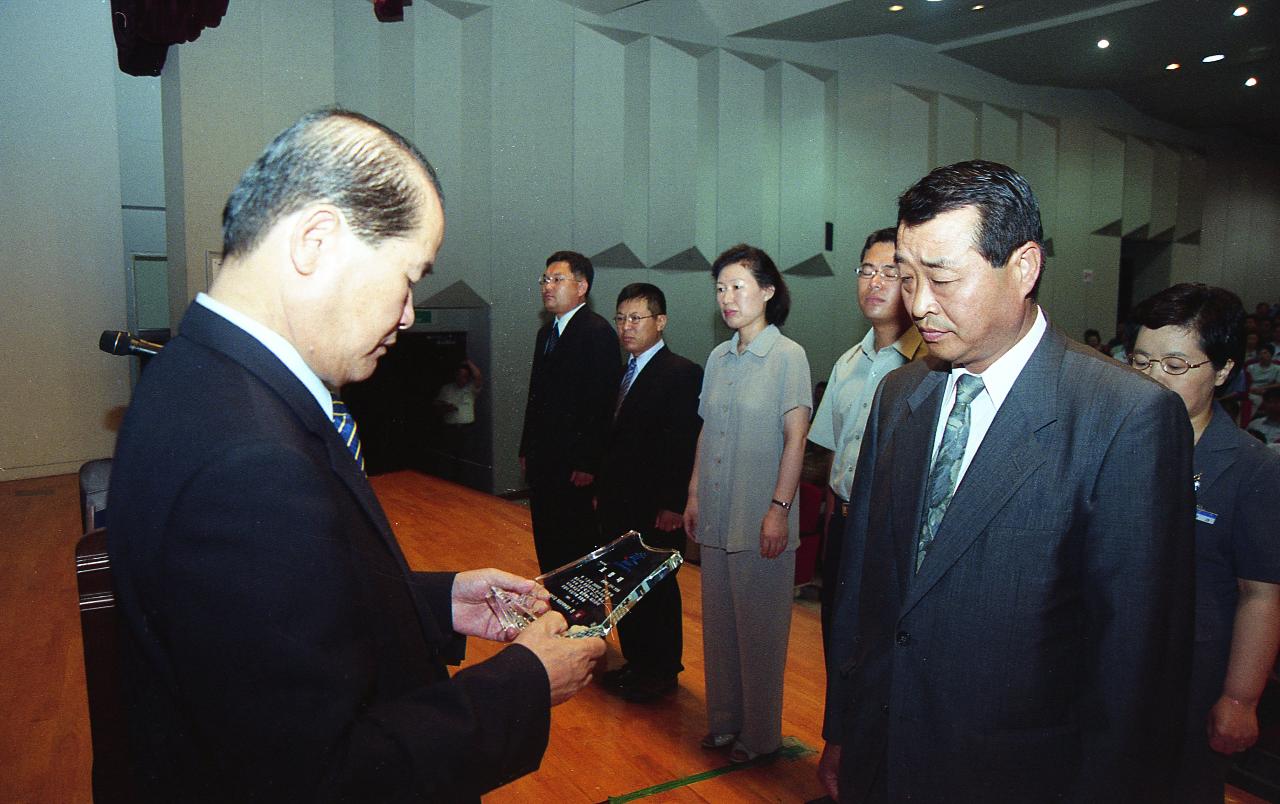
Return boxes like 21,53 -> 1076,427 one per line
683,244 -> 811,764
1130,283 -> 1280,802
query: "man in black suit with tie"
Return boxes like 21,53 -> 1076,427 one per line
108,109 -> 604,803
594,283 -> 703,702
819,161 -> 1195,802
520,251 -> 622,573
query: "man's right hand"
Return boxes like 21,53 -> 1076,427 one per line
514,612 -> 605,705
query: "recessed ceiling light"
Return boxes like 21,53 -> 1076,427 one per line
1245,76 -> 1258,87
971,3 -> 984,8
889,3 -> 904,10
926,0 -> 942,3
1097,39 -> 1110,49
1203,53 -> 1225,63
1165,62 -> 1180,70
1234,6 -> 1248,16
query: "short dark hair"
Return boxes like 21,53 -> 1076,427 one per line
222,108 -> 442,261
1130,283 -> 1245,384
1261,344 -> 1276,358
711,244 -> 791,326
860,227 -> 897,262
546,250 -> 594,293
617,282 -> 666,316
1084,329 -> 1101,342
898,160 -> 1045,297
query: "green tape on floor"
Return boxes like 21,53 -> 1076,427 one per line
605,736 -> 816,803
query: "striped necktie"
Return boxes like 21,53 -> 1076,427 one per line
544,322 -> 560,354
916,373 -> 984,572
331,395 -> 365,473
615,356 -> 638,416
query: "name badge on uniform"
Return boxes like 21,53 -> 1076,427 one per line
1195,506 -> 1218,525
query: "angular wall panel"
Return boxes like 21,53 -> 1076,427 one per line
573,23 -> 628,260
979,104 -> 1018,167
936,94 -> 979,169
1122,136 -> 1154,239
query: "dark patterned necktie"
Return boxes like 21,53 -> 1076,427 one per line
331,395 -> 365,473
544,322 -> 560,354
615,356 -> 638,416
916,373 -> 984,572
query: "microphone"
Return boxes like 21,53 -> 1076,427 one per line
99,330 -> 163,357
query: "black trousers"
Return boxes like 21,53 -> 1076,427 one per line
527,459 -> 601,574
596,503 -> 684,677
819,495 -> 848,656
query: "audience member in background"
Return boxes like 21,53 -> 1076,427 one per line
1248,345 -> 1280,412
434,358 -> 483,481
807,226 -> 925,650
1131,283 -> 1280,803
684,244 -> 811,764
1244,331 -> 1260,363
1248,387 -> 1280,447
519,251 -> 622,572
1083,328 -> 1107,354
594,282 -> 703,703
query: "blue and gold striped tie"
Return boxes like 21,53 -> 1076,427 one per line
331,396 -> 365,473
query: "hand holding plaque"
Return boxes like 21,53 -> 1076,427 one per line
487,531 -> 682,639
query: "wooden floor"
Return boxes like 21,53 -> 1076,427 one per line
0,470 -> 1268,803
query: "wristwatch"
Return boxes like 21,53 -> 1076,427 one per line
771,498 -> 792,511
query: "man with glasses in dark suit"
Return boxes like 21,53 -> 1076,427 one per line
520,251 -> 622,573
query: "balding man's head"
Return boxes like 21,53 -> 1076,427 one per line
220,108 -> 443,261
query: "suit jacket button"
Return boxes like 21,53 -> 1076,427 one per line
881,704 -> 889,713
895,631 -> 910,646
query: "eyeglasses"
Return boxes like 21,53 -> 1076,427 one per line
857,265 -> 901,281
613,313 -> 656,326
538,274 -> 577,286
1129,354 -> 1213,376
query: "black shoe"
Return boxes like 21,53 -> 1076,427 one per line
622,673 -> 678,703
599,664 -> 638,693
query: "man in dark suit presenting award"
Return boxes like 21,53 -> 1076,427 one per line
108,109 -> 603,803
520,251 -> 622,572
594,283 -> 702,702
819,161 -> 1195,803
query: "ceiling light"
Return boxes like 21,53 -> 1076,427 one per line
889,3 -> 904,10
1202,53 -> 1225,63
1234,6 -> 1248,16
1097,39 -> 1110,49
1165,62 -> 1180,70
971,3 -> 984,8
1245,76 -> 1258,87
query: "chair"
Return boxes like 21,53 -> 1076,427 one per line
78,458 -> 112,534
75,527 -> 132,803
794,481 -> 826,586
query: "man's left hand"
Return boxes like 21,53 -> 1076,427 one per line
451,569 -> 550,641
654,510 -> 683,531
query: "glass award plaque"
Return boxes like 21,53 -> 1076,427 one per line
488,531 -> 682,639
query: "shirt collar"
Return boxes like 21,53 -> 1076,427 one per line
729,323 -> 781,357
555,302 -> 586,331
949,306 -> 1047,411
196,292 -> 334,418
630,339 -> 665,375
848,324 -> 923,364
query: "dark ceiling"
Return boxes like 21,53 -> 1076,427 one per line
731,0 -> 1278,145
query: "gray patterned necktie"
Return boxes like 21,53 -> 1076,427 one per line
916,373 -> 985,572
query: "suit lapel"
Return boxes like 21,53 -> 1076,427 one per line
1196,405 -> 1239,494
616,347 -> 665,424
903,330 -> 1062,614
889,369 -> 948,596
179,303 -> 398,550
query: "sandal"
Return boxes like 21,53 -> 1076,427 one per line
728,742 -> 781,764
699,732 -> 736,750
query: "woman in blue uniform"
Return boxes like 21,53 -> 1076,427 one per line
1130,283 -> 1280,801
